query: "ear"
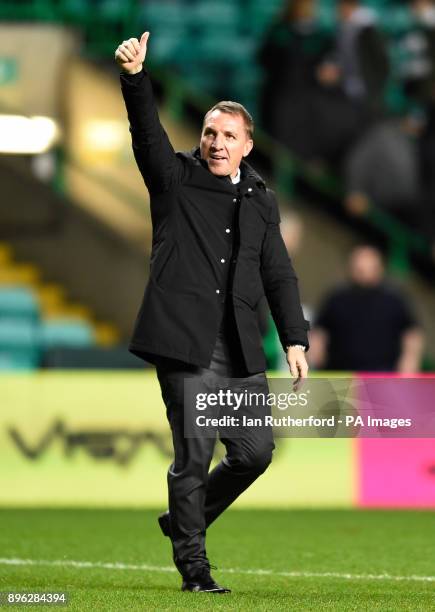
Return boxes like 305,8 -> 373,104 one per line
243,139 -> 254,157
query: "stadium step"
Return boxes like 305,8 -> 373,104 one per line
0,241 -> 120,348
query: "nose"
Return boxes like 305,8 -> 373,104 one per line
211,133 -> 224,150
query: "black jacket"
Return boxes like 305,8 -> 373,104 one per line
120,68 -> 309,374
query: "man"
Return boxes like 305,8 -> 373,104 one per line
397,0 -> 435,106
309,245 -> 424,372
333,0 -> 389,114
257,0 -> 333,159
315,0 -> 389,163
115,32 -> 310,593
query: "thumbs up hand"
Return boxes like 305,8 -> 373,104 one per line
115,32 -> 150,75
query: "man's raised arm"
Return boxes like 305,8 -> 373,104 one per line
116,32 -> 185,193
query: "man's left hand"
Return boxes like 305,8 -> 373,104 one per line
287,346 -> 309,391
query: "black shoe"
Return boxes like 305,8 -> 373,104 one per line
181,565 -> 231,593
158,511 -> 171,537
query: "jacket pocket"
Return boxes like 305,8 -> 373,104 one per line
153,243 -> 200,295
153,242 -> 177,287
241,223 -> 267,255
233,291 -> 264,310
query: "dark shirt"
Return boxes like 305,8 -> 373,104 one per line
315,281 -> 418,371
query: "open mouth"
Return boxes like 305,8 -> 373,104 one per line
210,154 -> 227,161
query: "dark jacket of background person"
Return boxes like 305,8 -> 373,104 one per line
417,101 -> 435,244
314,281 -> 419,371
344,119 -> 419,212
335,8 -> 389,114
258,4 -> 333,158
313,3 -> 390,162
400,2 -> 435,245
395,0 -> 435,106
120,69 -> 310,374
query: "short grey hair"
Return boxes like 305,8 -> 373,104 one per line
203,101 -> 254,139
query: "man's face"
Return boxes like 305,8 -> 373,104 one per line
412,0 -> 433,20
292,0 -> 315,22
349,247 -> 384,287
200,110 -> 253,178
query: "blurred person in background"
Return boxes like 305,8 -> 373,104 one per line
309,245 -> 424,371
259,0 -> 389,167
342,0 -> 427,222
331,0 -> 389,116
397,0 -> 435,108
402,0 -> 435,257
417,99 -> 435,257
116,31 -> 309,594
343,118 -> 420,218
328,0 -> 435,260
258,0 -> 333,159
313,0 -> 389,163
386,0 -> 435,252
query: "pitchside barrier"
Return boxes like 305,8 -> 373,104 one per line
0,371 -> 433,508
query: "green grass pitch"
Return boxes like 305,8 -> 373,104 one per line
0,509 -> 434,610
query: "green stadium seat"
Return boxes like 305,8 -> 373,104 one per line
38,318 -> 96,349
150,33 -> 187,64
379,6 -> 412,35
98,0 -> 130,22
0,286 -> 40,322
194,35 -> 255,63
189,1 -> 240,30
246,0 -> 285,34
140,2 -> 187,29
135,2 -> 187,64
61,0 -> 89,21
0,318 -> 40,370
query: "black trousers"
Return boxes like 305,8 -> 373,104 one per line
155,310 -> 275,578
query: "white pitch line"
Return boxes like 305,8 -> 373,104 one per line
0,558 -> 434,584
